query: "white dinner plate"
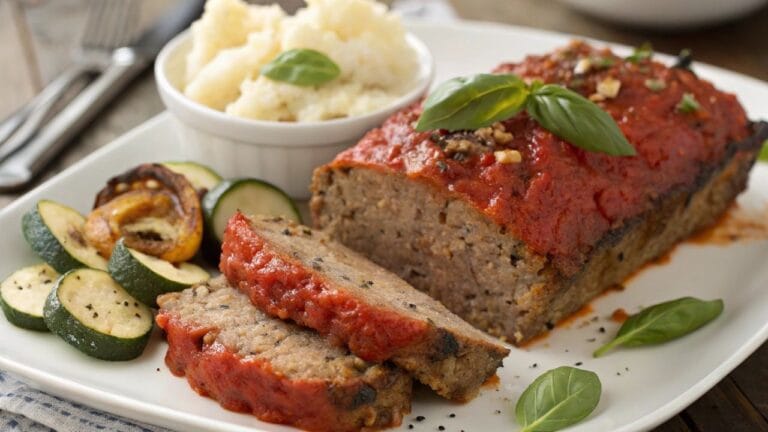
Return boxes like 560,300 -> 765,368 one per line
1,20 -> 768,432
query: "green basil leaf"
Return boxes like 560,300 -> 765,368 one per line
526,84 -> 636,156
594,297 -> 724,357
758,140 -> 768,162
676,92 -> 700,113
414,74 -> 529,132
261,49 -> 340,87
515,366 -> 601,432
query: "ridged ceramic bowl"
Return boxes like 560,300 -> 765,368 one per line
155,30 -> 434,198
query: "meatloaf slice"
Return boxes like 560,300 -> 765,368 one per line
156,276 -> 411,432
220,213 -> 509,402
310,41 -> 768,345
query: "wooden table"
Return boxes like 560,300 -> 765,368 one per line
1,1 -> 767,431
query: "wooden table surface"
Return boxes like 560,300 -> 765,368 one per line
1,1 -> 767,431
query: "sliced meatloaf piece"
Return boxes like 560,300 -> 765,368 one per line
156,276 -> 411,432
310,41 -> 768,345
220,213 -> 509,402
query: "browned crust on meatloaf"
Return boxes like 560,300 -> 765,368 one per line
311,122 -> 767,344
220,214 -> 509,401
156,276 -> 411,432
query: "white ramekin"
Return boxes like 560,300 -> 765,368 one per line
155,30 -> 434,198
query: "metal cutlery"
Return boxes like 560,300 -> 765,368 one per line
0,0 -> 205,191
0,0 -> 141,162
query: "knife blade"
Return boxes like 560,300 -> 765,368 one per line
0,0 -> 205,191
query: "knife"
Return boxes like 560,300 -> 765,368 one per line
0,0 -> 205,191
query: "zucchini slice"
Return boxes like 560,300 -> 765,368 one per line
22,200 -> 108,273
44,268 -> 153,361
162,161 -> 222,191
203,178 -> 302,245
109,238 -> 210,307
0,264 -> 59,331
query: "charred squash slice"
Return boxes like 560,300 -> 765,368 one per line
83,164 -> 203,263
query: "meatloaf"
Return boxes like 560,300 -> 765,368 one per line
220,213 -> 509,402
156,276 -> 411,432
311,41 -> 768,344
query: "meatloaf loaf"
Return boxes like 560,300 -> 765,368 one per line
220,213 -> 509,402
156,276 -> 411,432
311,41 -> 768,344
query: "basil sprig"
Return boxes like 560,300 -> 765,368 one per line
415,73 -> 636,156
261,49 -> 340,87
594,297 -> 724,358
526,84 -> 635,156
415,74 -> 529,132
515,366 -> 601,432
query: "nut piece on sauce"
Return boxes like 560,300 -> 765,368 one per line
84,163 -> 203,262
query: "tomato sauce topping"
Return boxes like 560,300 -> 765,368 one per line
220,212 -> 429,362
331,41 -> 751,276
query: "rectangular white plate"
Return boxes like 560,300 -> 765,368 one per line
1,20 -> 768,432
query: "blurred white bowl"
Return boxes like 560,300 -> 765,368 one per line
561,0 -> 766,29
155,30 -> 433,199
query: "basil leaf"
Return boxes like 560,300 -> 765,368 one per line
676,93 -> 700,113
594,297 -> 724,357
261,49 -> 340,87
526,84 -> 636,156
758,140 -> 768,162
414,74 -> 529,132
515,366 -> 601,432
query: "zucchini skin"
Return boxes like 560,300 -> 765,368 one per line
0,294 -> 48,331
201,179 -> 302,265
108,239 -> 186,307
22,207 -> 85,274
43,271 -> 151,361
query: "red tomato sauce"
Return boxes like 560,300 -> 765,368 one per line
331,41 -> 751,276
156,312 -> 367,432
219,212 -> 429,362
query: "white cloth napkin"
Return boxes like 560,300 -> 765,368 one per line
0,0 -> 457,430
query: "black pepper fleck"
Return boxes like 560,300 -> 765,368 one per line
124,301 -> 129,307
530,363 -> 538,368
587,338 -> 596,343
416,416 -> 425,422
439,426 -> 445,431
599,327 -> 606,333
135,313 -> 141,318
575,361 -> 583,366
219,305 -> 230,309
85,304 -> 93,310
156,367 -> 160,372
281,229 -> 292,236
408,425 -> 414,430
449,413 -> 456,418
495,410 -> 501,414
43,279 -> 51,284
92,312 -> 98,318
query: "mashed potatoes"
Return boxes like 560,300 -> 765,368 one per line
183,0 -> 419,122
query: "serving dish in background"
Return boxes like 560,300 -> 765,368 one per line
560,0 -> 767,29
155,30 -> 433,199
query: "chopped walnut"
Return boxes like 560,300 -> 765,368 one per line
475,122 -> 513,146
494,149 -> 522,164
596,77 -> 622,99
444,139 -> 473,154
574,58 -> 592,75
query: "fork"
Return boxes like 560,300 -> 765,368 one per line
0,0 -> 140,162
